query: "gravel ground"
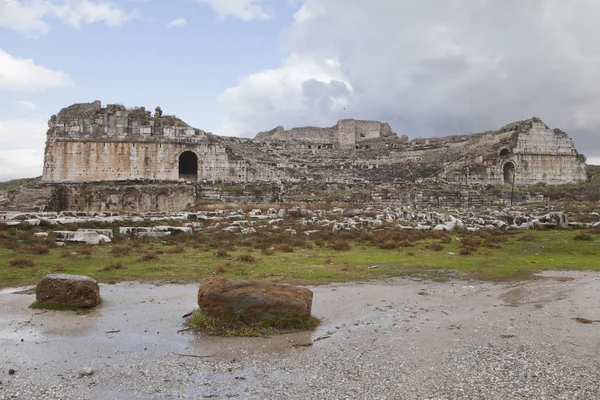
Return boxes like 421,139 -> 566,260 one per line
1,271 -> 600,399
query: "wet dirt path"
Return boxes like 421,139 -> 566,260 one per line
1,271 -> 600,399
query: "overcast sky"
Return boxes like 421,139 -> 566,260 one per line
1,0 -> 599,181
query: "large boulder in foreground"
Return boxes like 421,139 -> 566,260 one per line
36,274 -> 100,308
198,278 -> 313,321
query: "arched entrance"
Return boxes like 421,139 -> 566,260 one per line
503,162 -> 515,186
178,151 -> 198,180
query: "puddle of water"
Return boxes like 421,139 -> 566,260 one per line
0,286 -> 35,295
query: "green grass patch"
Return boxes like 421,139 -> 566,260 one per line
186,309 -> 321,337
1,229 -> 599,289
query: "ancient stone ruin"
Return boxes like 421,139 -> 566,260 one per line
43,101 -> 586,186
28,100 -> 590,211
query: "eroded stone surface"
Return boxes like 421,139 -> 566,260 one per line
198,277 -> 313,321
36,274 -> 100,308
41,102 -> 586,188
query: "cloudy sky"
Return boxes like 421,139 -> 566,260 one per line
1,0 -> 599,181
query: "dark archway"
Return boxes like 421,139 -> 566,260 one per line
499,148 -> 510,157
178,151 -> 198,180
503,162 -> 515,186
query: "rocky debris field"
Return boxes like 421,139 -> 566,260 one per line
2,204 -> 599,245
1,271 -> 600,399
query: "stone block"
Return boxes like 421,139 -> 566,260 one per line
53,231 -> 101,244
36,274 -> 100,308
197,277 -> 313,322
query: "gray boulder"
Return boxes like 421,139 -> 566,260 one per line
36,274 -> 100,308
198,277 -> 313,322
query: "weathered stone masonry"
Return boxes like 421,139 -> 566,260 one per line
42,101 -> 279,183
42,101 -> 587,191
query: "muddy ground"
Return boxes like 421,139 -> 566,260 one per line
1,272 -> 600,399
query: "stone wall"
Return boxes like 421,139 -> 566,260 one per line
43,140 -> 283,183
51,101 -> 200,139
42,102 -> 285,184
451,119 -> 588,186
336,119 -> 358,148
255,118 -> 396,148
42,102 -> 587,190
48,183 -> 197,212
255,126 -> 337,144
42,183 -> 281,212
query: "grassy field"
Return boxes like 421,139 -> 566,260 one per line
1,221 -> 599,289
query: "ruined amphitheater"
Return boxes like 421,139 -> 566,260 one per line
5,100 -> 587,211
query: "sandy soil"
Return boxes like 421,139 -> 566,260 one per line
1,271 -> 600,399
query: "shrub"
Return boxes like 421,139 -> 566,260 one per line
459,247 -> 474,256
165,245 -> 186,254
337,230 -> 363,241
9,257 -> 35,268
314,238 -> 325,247
433,231 -> 452,243
28,244 -> 50,255
104,261 -> 124,271
481,230 -> 509,243
216,248 -> 228,257
261,248 -> 275,256
483,242 -> 501,249
399,240 -> 415,248
52,264 -> 66,272
253,241 -> 271,250
238,238 -> 254,248
137,251 -> 159,262
216,264 -> 227,274
79,245 -> 93,256
459,237 -> 481,249
61,251 -> 72,258
428,243 -> 444,251
277,244 -> 295,253
330,240 -> 351,251
519,234 -> 537,242
574,232 -> 594,241
112,245 -> 131,257
237,253 -> 256,263
302,241 -> 314,250
379,240 -> 398,249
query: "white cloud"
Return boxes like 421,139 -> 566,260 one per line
218,54 -> 351,136
0,119 -> 47,180
0,0 -> 135,36
52,0 -> 134,28
587,157 -> 600,166
198,0 -> 272,21
166,17 -> 187,29
0,119 -> 48,150
0,49 -> 71,92
15,100 -> 37,110
215,0 -> 600,160
0,149 -> 44,181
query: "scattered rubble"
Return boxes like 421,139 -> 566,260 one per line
4,204 -> 598,245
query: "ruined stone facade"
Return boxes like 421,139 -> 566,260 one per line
254,119 -> 397,148
42,102 -> 587,189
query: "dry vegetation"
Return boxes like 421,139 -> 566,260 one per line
0,210 -> 599,288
